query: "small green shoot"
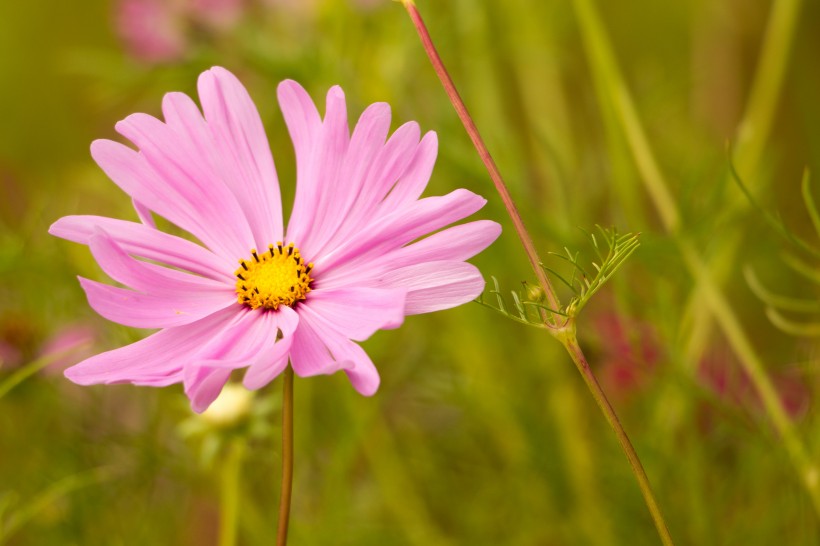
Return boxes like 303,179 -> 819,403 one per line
477,226 -> 640,328
736,166 -> 820,337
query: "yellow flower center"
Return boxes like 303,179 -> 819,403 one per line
235,242 -> 314,310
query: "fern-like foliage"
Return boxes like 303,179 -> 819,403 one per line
736,167 -> 820,337
476,226 -> 640,329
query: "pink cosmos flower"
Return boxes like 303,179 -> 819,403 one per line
50,67 -> 500,412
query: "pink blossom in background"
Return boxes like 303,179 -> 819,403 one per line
593,311 -> 661,399
38,324 -> 97,376
0,340 -> 22,371
50,67 -> 500,412
698,348 -> 810,420
188,0 -> 244,30
116,0 -> 188,63
116,0 -> 245,62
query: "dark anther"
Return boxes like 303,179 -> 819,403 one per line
289,286 -> 294,292
269,246 -> 275,257
254,287 -> 260,294
236,273 -> 245,280
252,250 -> 259,262
287,246 -> 293,256
277,243 -> 283,253
242,284 -> 248,290
294,256 -> 301,264
240,261 -> 248,271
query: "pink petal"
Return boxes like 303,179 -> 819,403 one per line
243,306 -> 299,390
277,81 -> 321,216
183,309 -> 282,411
79,277 -> 235,329
286,85 -> 349,257
306,287 -> 406,341
379,261 -> 486,315
385,220 -> 501,269
113,109 -> 256,257
132,198 -> 156,227
50,215 -> 234,282
319,220 -> 501,289
314,121 -> 422,256
295,307 -> 380,395
88,230 -> 232,295
316,189 -> 486,272
308,101 -> 391,256
350,121 -> 420,217
288,310 -> 350,378
196,67 -> 284,247
64,307 -> 241,385
379,131 -> 438,213
184,365 -> 233,413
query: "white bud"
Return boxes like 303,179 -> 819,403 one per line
200,384 -> 253,427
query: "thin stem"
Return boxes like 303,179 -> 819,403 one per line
0,344 -> 91,401
559,330 -> 675,546
734,0 -> 803,186
276,367 -> 294,546
219,439 -> 245,546
400,0 -> 561,322
400,2 -> 676,543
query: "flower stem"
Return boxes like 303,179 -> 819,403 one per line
400,2 -> 676,543
400,0 -> 560,322
557,327 -> 674,546
219,439 -> 245,546
277,366 -> 294,546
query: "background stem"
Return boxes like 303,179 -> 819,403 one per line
219,439 -> 245,546
276,367 -> 294,546
571,0 -> 820,514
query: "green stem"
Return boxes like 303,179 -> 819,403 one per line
276,367 -> 294,546
219,439 -> 245,546
400,2 -> 676,543
558,327 -> 675,546
683,0 -> 804,385
734,0 -> 803,186
0,345 -> 90,401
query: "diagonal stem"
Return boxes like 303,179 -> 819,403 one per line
276,366 -> 294,546
558,329 -> 674,546
400,1 -> 675,543
400,0 -> 561,322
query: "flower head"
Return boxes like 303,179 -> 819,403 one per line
50,67 -> 500,412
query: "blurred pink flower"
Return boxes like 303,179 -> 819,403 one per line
116,0 -> 245,62
38,324 -> 97,376
188,0 -> 244,29
0,340 -> 22,371
593,311 -> 661,398
117,0 -> 187,63
699,348 -> 809,420
51,67 -> 500,412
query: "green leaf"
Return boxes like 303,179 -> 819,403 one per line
476,225 -> 640,328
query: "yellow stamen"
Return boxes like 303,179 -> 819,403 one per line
235,242 -> 313,310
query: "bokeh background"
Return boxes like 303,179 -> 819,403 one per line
2,0 -> 820,544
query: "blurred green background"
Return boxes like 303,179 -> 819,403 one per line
2,0 -> 820,544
